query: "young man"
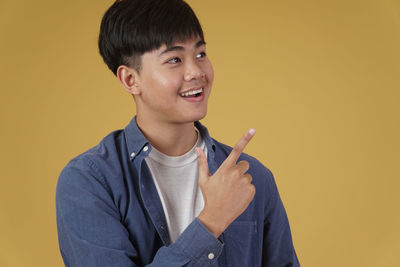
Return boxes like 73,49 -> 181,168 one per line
56,0 -> 300,266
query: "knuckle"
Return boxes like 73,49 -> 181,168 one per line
239,175 -> 249,185
237,160 -> 247,166
244,134 -> 252,143
246,173 -> 253,182
232,168 -> 241,178
242,160 -> 250,170
232,145 -> 241,154
249,184 -> 256,196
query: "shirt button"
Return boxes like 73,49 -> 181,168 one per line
130,152 -> 135,158
208,253 -> 214,260
143,146 -> 149,152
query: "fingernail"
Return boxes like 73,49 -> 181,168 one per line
195,147 -> 200,156
249,128 -> 256,135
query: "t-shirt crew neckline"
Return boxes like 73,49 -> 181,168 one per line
147,127 -> 203,168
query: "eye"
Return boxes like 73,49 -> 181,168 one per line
167,57 -> 181,64
196,52 -> 207,59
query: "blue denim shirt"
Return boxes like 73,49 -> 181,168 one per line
56,117 -> 299,267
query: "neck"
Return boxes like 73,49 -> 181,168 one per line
136,114 -> 198,156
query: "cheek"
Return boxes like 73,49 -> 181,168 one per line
145,71 -> 181,97
205,62 -> 214,84
160,78 -> 181,93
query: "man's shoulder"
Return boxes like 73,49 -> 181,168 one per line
68,129 -> 126,168
58,129 -> 129,188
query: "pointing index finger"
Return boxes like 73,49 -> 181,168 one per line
225,128 -> 256,165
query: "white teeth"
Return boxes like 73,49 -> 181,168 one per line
180,88 -> 203,97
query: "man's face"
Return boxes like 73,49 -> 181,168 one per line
134,36 -> 214,125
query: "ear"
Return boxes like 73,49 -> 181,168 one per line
117,65 -> 141,95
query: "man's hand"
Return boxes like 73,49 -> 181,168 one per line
196,129 -> 256,238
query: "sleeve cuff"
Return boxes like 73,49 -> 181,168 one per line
171,218 -> 224,265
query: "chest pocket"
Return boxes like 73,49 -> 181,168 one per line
222,220 -> 258,267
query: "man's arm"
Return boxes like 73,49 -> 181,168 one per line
262,169 -> 300,266
196,129 -> 257,237
56,159 -> 223,267
56,162 -> 137,266
197,129 -> 300,266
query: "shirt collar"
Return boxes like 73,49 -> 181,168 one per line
124,116 -> 216,161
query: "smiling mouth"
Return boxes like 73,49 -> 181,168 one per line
179,88 -> 204,98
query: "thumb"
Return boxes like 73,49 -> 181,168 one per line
195,147 -> 210,183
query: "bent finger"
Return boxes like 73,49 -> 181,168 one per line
196,147 -> 210,182
236,160 -> 250,174
243,173 -> 253,184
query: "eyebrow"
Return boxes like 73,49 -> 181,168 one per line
159,40 -> 206,57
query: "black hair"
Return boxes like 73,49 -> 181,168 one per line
98,0 -> 204,75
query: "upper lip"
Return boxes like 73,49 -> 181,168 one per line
179,86 -> 205,94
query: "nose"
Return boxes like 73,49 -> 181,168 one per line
184,61 -> 205,81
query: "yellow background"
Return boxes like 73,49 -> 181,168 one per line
1,0 -> 399,266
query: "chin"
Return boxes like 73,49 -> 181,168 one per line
193,113 -> 207,122
193,107 -> 208,121
181,109 -> 207,123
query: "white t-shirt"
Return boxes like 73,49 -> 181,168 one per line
144,128 -> 207,243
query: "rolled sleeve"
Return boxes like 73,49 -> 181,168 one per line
174,218 -> 223,265
149,218 -> 224,266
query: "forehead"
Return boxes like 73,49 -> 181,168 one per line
167,35 -> 205,46
155,36 -> 206,54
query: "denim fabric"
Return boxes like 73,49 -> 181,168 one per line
56,116 -> 300,266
